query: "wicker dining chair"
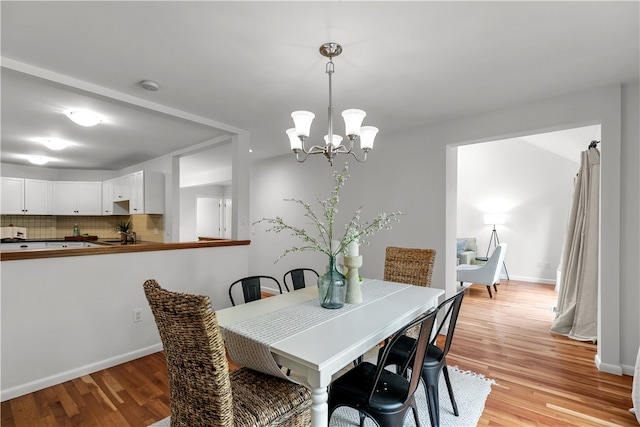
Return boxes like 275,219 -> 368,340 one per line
383,247 -> 436,341
384,246 -> 436,288
143,279 -> 311,427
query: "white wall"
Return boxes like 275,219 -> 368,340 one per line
250,83 -> 639,375
457,138 -> 580,283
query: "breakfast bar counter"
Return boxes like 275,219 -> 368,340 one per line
0,239 -> 250,261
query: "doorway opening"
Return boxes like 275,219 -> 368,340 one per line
456,124 -> 601,291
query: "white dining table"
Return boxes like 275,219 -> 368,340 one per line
216,278 -> 444,427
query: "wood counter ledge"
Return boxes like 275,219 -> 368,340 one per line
0,239 -> 251,261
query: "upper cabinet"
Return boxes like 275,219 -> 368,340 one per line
1,171 -> 163,217
52,181 -> 102,215
102,179 -> 114,215
1,178 -> 51,215
112,175 -> 131,202
129,171 -> 164,214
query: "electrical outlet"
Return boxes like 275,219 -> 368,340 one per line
133,308 -> 142,323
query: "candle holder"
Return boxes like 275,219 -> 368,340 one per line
343,255 -> 363,304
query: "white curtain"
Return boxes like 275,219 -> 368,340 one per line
550,146 -> 599,342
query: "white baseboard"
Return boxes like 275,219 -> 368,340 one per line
0,343 -> 163,402
594,353 -> 624,375
505,275 -> 556,285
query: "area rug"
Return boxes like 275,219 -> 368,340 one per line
149,360 -> 494,427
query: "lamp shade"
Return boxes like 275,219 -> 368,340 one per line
484,213 -> 505,225
359,126 -> 378,150
286,128 -> 302,151
342,109 -> 366,136
324,134 -> 343,147
291,111 -> 315,137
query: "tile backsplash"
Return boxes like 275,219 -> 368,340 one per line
1,214 -> 164,242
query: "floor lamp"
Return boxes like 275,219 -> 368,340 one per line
484,213 -> 510,280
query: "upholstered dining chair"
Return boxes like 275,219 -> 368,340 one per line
282,268 -> 319,292
143,279 -> 311,427
228,275 -> 283,306
384,246 -> 436,288
328,307 -> 439,427
380,289 -> 466,427
456,243 -> 507,298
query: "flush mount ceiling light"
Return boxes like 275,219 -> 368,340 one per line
286,42 -> 378,166
41,138 -> 71,150
28,156 -> 50,165
65,110 -> 102,127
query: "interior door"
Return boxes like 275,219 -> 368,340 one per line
196,197 -> 221,238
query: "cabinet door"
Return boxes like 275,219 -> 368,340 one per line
52,182 -> 78,214
53,181 -> 102,215
129,171 -> 144,214
102,180 -> 114,215
113,175 -> 130,201
75,182 -> 102,215
1,177 -> 25,214
24,179 -> 51,215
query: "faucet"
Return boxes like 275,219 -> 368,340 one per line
125,231 -> 137,244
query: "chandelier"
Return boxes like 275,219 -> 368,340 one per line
286,42 -> 378,166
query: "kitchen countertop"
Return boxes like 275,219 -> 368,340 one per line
0,239 -> 250,261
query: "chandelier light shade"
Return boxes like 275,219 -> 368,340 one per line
287,42 -> 378,165
484,213 -> 506,225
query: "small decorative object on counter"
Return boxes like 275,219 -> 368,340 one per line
73,224 -> 80,237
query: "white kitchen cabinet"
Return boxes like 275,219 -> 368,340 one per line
52,181 -> 102,215
112,175 -> 131,202
129,171 -> 164,214
102,179 -> 114,215
1,177 -> 51,215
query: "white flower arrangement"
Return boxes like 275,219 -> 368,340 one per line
254,163 -> 401,262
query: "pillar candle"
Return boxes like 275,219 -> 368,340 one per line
348,240 -> 359,256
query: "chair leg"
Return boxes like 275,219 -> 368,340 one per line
493,282 -> 499,294
442,366 -> 459,416
422,369 -> 442,427
486,285 -> 493,298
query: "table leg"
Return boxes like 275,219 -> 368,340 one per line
310,386 -> 329,427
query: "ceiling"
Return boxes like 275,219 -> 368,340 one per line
1,2 -> 638,171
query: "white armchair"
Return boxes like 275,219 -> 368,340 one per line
456,243 -> 507,298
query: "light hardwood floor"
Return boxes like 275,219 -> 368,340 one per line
1,280 -> 636,426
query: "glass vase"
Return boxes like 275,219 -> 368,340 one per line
318,255 -> 346,309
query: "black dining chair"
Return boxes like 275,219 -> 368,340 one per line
328,308 -> 439,427
228,275 -> 283,306
282,268 -> 319,292
380,289 -> 466,427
